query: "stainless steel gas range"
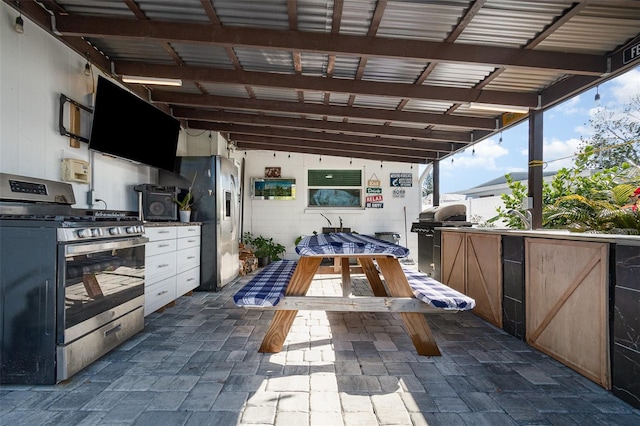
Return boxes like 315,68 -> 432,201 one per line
0,173 -> 148,385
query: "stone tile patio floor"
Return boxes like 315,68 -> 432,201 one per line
2,268 -> 640,426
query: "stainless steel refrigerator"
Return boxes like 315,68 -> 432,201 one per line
161,156 -> 241,290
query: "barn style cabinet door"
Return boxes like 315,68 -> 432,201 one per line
465,233 -> 502,327
525,238 -> 610,389
441,231 -> 466,294
441,231 -> 502,327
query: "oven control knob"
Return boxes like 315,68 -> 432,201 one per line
109,227 -> 122,235
77,228 -> 92,238
125,226 -> 137,234
91,228 -> 103,237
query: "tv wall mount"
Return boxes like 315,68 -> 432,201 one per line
59,93 -> 93,147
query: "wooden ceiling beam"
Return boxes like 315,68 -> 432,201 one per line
53,15 -> 607,75
173,108 -> 474,142
193,122 -> 465,152
115,61 -> 538,107
233,136 -> 430,163
154,92 -> 497,130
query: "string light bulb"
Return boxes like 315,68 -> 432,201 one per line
499,132 -> 503,144
14,15 -> 24,34
84,61 -> 91,76
594,86 -> 601,103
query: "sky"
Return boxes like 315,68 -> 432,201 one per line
428,65 -> 640,195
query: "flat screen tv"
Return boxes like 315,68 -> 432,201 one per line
88,76 -> 180,172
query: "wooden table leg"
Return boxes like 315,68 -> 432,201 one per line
376,257 -> 441,356
341,258 -> 352,297
333,257 -> 341,273
259,257 -> 322,353
359,257 -> 389,297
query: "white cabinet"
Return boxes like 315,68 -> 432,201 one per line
176,226 -> 201,297
144,224 -> 201,316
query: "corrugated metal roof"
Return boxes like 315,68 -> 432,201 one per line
17,0 -> 639,165
377,0 -> 469,41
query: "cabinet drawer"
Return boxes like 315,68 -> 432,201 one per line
145,227 -> 178,242
146,252 -> 177,284
177,226 -> 201,238
146,238 -> 177,257
177,246 -> 200,274
177,235 -> 200,250
144,275 -> 176,316
176,267 -> 200,297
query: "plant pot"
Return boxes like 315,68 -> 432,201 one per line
179,210 -> 191,223
257,256 -> 271,267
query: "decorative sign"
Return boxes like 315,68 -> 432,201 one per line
366,187 -> 382,194
623,40 -> 640,64
366,195 -> 383,203
265,167 -> 281,178
390,173 -> 412,187
252,178 -> 296,200
366,202 -> 384,208
392,188 -> 406,198
367,173 -> 381,188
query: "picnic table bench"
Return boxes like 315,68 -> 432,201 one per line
233,233 -> 475,356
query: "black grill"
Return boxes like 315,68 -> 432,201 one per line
411,204 -> 472,279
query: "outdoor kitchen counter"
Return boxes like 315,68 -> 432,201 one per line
437,227 -> 640,408
437,226 -> 640,246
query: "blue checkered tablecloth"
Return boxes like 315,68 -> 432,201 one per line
233,260 -> 298,307
295,232 -> 410,258
402,267 -> 475,310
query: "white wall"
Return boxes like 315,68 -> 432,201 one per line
0,3 -> 158,210
229,149 -> 422,261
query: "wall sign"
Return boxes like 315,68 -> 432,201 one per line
367,173 -> 381,187
392,188 -> 406,198
366,202 -> 384,208
390,173 -> 412,187
366,187 -> 382,194
623,41 -> 640,64
265,167 -> 281,178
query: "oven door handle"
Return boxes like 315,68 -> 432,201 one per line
65,236 -> 149,256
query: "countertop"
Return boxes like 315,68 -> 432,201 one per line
143,221 -> 202,227
438,226 -> 640,246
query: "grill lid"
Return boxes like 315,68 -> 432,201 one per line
419,203 -> 467,222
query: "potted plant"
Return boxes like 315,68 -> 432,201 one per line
243,232 -> 286,266
174,172 -> 197,222
175,191 -> 193,222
